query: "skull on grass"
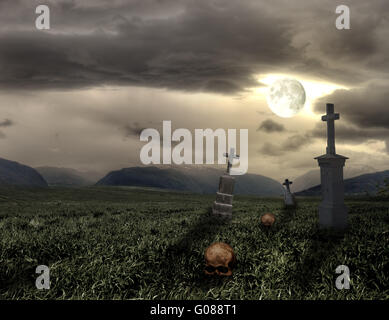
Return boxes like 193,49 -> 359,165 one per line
204,242 -> 236,276
261,213 -> 275,227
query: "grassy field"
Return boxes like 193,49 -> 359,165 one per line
0,186 -> 388,300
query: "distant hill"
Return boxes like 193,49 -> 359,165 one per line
0,158 -> 47,187
296,170 -> 389,196
96,166 -> 284,196
35,166 -> 98,186
292,165 -> 377,192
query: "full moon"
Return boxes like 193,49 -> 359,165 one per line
266,78 -> 306,118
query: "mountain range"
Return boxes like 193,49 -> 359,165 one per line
96,166 -> 284,196
292,165 -> 377,192
35,166 -> 100,186
1,156 -> 389,196
295,170 -> 389,196
0,158 -> 47,187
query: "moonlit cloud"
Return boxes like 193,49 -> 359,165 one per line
0,119 -> 14,127
257,119 -> 285,133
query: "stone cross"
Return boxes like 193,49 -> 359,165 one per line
223,147 -> 240,174
315,103 -> 348,229
321,103 -> 339,155
283,179 -> 293,192
213,148 -> 238,218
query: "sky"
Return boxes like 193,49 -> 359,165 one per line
0,0 -> 388,181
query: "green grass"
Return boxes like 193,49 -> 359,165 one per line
0,186 -> 388,300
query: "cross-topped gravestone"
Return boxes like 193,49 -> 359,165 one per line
322,103 -> 339,155
283,179 -> 293,192
223,147 -> 240,175
315,103 -> 348,229
212,147 -> 238,218
283,178 -> 295,207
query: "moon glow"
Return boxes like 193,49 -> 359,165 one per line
266,78 -> 306,118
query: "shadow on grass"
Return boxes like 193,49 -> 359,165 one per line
166,207 -> 230,251
161,207 -> 233,291
278,205 -> 297,226
286,227 -> 346,296
275,200 -> 348,296
254,203 -> 347,298
0,265 -> 37,298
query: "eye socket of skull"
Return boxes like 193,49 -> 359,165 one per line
205,265 -> 216,273
216,266 -> 229,274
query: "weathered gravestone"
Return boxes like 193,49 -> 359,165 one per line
283,178 -> 295,207
212,148 -> 239,218
315,103 -> 348,229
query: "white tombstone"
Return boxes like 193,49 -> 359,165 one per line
315,103 -> 348,229
212,147 -> 239,218
283,179 -> 295,207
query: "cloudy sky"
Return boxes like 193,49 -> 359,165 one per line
0,0 -> 388,181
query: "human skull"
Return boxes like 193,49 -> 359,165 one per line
204,242 -> 236,276
261,213 -> 275,227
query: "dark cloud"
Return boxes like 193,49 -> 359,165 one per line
0,0 -> 387,93
0,119 -> 14,138
257,119 -> 285,133
282,134 -> 313,152
311,95 -> 389,153
259,133 -> 312,156
0,1 -> 295,93
310,122 -> 389,145
123,122 -> 145,137
0,119 -> 14,127
259,142 -> 284,157
314,81 -> 389,130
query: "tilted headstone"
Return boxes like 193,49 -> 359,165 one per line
212,148 -> 239,218
315,103 -> 348,229
283,178 -> 295,207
